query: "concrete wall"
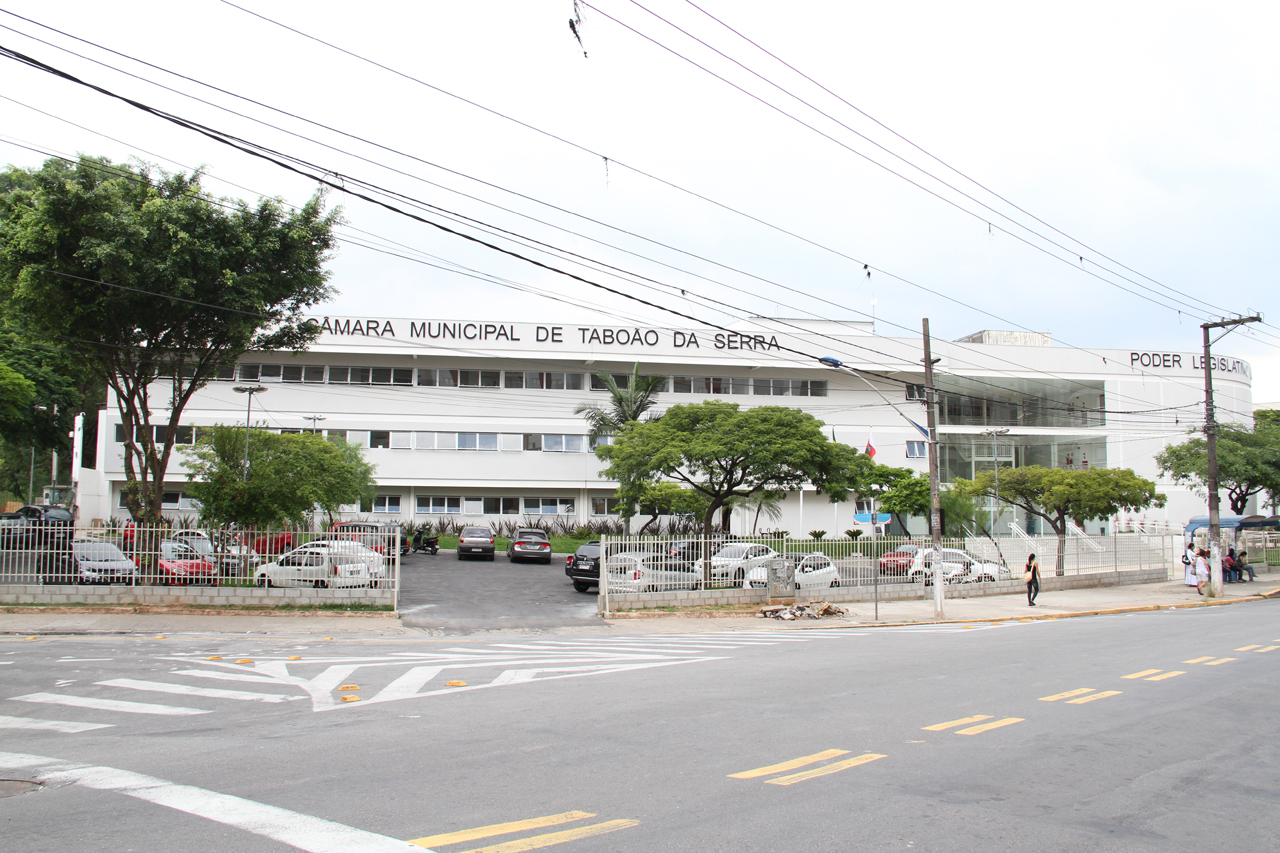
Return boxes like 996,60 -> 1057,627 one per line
0,584 -> 394,608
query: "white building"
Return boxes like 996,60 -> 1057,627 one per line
75,316 -> 1254,534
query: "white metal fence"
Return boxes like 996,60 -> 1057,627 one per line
0,523 -> 400,598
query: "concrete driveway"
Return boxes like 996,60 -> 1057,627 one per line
397,549 -> 601,631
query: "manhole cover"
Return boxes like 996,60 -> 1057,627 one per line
0,779 -> 43,798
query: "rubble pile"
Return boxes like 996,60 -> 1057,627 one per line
758,602 -> 848,620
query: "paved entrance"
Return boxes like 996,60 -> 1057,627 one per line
397,550 -> 601,630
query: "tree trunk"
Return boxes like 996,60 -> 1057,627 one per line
1053,522 -> 1067,577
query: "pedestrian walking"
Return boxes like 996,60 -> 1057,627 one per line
1024,553 -> 1040,606
1194,548 -> 1210,595
1183,542 -> 1198,588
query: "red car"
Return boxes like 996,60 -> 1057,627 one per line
878,543 -> 921,576
248,530 -> 296,556
149,539 -> 218,585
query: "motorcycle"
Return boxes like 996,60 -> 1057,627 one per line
412,531 -> 439,555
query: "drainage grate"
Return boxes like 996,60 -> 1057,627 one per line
0,779 -> 43,798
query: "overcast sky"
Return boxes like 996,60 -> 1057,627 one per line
2,1 -> 1276,401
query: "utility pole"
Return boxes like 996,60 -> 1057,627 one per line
233,386 -> 267,481
922,319 -> 944,619
303,415 -> 326,434
1201,315 -> 1261,597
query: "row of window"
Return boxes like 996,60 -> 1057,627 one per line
671,376 -> 827,397
326,431 -> 599,452
380,496 -> 594,515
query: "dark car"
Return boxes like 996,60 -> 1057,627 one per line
457,526 -> 495,560
565,541 -> 601,593
0,505 -> 74,550
507,528 -> 552,564
878,543 -> 921,576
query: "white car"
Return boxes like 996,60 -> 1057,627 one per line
255,545 -> 373,589
743,553 -> 839,590
907,548 -> 1007,585
171,530 -> 261,574
303,540 -> 388,577
605,551 -> 702,593
708,543 -> 780,584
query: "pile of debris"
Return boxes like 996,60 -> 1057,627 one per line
758,602 -> 849,620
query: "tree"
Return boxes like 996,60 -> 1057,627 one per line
1155,423 -> 1280,515
732,489 -> 787,535
628,481 -> 708,535
869,467 -> 929,534
182,428 -> 375,529
574,363 -> 665,443
600,401 -> 858,544
0,156 -> 340,522
955,466 -> 1165,576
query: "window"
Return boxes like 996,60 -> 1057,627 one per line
281,365 -> 304,382
523,434 -> 542,452
390,431 -> 412,449
793,380 -> 828,397
393,368 -> 413,386
458,369 -> 500,387
501,434 -> 523,451
369,431 -> 391,449
504,371 -> 524,389
592,497 -> 623,515
906,441 -> 927,458
591,435 -> 614,449
417,496 -> 461,514
436,432 -> 457,450
346,431 -> 370,448
326,430 -> 347,442
371,368 -> 393,385
417,369 -> 436,387
373,495 -> 401,513
591,373 -> 631,391
415,432 -> 435,450
464,497 -> 484,514
543,434 -> 564,452
304,365 -> 325,383
483,497 -> 501,514
438,370 -> 458,387
457,433 -> 499,451
524,497 -> 574,515
906,384 -> 927,401
260,364 -> 283,381
349,367 -> 371,385
279,428 -> 302,435
212,365 -> 236,381
527,372 -> 583,390
504,497 -> 520,514
170,426 -> 194,445
328,367 -> 349,384
481,497 -> 522,514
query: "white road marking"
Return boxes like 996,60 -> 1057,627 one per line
9,692 -> 211,716
171,669 -> 283,684
97,678 -> 304,703
367,667 -> 444,703
0,715 -> 113,733
0,751 -> 429,853
57,658 -> 114,662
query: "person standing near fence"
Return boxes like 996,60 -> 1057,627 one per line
1183,542 -> 1198,588
1194,548 -> 1210,595
1025,553 -> 1040,606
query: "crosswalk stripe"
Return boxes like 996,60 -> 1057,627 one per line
1235,645 -> 1262,651
764,753 -> 886,786
1204,658 -> 1236,666
922,715 -> 992,731
1066,690 -> 1121,704
955,717 -> 1024,735
1039,688 -> 1094,702
1121,670 -> 1162,679
172,669 -> 283,684
1145,671 -> 1185,681
729,749 -> 849,779
1255,646 -> 1278,653
9,692 -> 210,716
456,819 -> 639,853
97,678 -> 302,703
0,714 -> 113,733
408,811 -> 595,847
1183,657 -> 1214,664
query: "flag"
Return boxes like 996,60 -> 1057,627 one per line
865,430 -> 876,459
908,419 -> 930,438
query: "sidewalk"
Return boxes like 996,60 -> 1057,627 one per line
0,578 -> 1275,637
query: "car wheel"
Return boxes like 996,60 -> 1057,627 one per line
542,557 -> 552,565
830,577 -> 840,588
572,581 -> 593,593
643,584 -> 658,593
457,552 -> 464,560
313,580 -> 327,589
256,575 -> 271,588
488,553 -> 495,561
733,568 -> 745,582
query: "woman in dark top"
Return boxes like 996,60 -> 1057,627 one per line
1025,553 -> 1040,606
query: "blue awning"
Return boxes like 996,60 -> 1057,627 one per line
853,513 -> 891,524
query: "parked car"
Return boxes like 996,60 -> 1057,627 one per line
605,552 -> 702,593
255,546 -> 374,589
249,530 -> 296,556
667,535 -> 737,566
153,539 -> 218,586
878,543 -> 922,576
742,552 -> 839,590
38,539 -> 139,585
906,548 -> 1005,585
565,541 -> 601,593
171,530 -> 261,575
457,526 -> 495,560
507,528 -> 552,564
0,505 -> 74,550
303,540 -> 388,578
708,542 -> 780,583
327,521 -> 408,556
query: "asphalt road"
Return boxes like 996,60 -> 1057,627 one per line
2,601 -> 1278,852
397,549 -> 601,631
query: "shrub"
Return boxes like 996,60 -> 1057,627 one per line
809,530 -> 827,540
845,529 -> 863,539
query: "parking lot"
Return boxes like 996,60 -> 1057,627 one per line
397,549 -> 601,631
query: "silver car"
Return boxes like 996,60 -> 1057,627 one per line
68,539 -> 138,584
255,545 -> 373,589
605,551 -> 702,593
907,548 -> 1007,585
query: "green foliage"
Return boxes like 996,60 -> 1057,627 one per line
575,363 -> 665,444
939,488 -> 989,538
601,401 -> 858,535
808,530 -> 827,539
728,489 -> 787,535
955,466 -> 1165,575
629,481 -> 708,534
0,156 -> 340,521
844,528 -> 863,539
182,428 -> 375,528
871,468 -> 930,532
1155,423 -> 1280,515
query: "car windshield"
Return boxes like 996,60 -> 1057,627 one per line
463,528 -> 490,537
715,544 -> 752,559
160,541 -> 200,560
894,545 -> 917,554
316,541 -> 378,556
578,544 -> 600,557
72,541 -> 128,561
519,530 -> 548,541
182,538 -> 215,555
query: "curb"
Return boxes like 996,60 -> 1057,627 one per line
0,605 -> 398,618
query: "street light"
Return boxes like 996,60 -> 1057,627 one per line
979,428 -> 1010,532
232,386 -> 267,481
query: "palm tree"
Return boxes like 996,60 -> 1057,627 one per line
574,363 -> 665,444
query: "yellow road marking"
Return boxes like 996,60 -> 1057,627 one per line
1204,658 -> 1235,666
1122,670 -> 1162,679
765,753 -> 887,786
1039,688 -> 1095,702
1235,645 -> 1262,651
457,820 -> 639,853
956,717 -> 1024,735
1066,690 -> 1122,704
729,749 -> 849,779
922,715 -> 992,731
1146,671 -> 1185,681
1183,657 -> 1214,664
1255,646 -> 1278,653
409,811 -> 596,847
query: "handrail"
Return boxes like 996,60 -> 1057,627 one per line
1068,521 -> 1105,552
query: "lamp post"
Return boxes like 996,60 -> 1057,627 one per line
232,386 -> 267,481
979,428 -> 1010,533
303,415 -> 326,434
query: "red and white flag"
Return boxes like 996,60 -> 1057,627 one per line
865,430 -> 876,459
